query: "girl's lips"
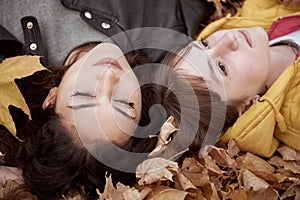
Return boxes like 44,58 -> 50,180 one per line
239,30 -> 252,48
92,58 -> 123,70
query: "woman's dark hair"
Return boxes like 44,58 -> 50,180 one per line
0,42 -> 157,199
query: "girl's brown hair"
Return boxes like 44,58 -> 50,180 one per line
158,47 -> 239,152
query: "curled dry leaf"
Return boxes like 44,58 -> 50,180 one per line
0,180 -> 38,200
97,174 -> 141,200
0,166 -> 24,186
227,139 -> 240,158
237,152 -> 278,183
203,155 -> 224,175
176,172 -> 197,191
201,145 -> 237,168
281,183 -> 300,200
148,116 -> 178,158
201,182 -> 220,200
136,157 -> 179,185
146,186 -> 188,200
181,157 -> 210,187
240,170 -> 278,200
277,145 -> 300,161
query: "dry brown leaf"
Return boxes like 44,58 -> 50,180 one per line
0,180 -> 38,200
201,182 -> 220,200
97,174 -> 141,200
176,172 -> 197,191
231,189 -> 247,200
136,157 -> 179,185
282,161 -> 300,174
201,145 -> 237,168
181,158 -> 210,187
240,170 -> 278,200
203,155 -> 224,175
277,145 -> 300,161
237,152 -> 278,182
227,139 -> 240,158
281,183 -> 300,200
0,56 -> 46,139
148,116 -> 178,158
269,155 -> 300,174
145,186 -> 188,200
0,166 -> 24,186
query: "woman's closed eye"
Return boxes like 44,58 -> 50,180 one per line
71,91 -> 96,97
113,98 -> 137,119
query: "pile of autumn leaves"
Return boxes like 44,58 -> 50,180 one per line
96,140 -> 300,200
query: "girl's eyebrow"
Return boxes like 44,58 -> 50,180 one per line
188,42 -> 220,83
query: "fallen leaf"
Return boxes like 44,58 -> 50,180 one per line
181,158 -> 210,187
203,155 -> 224,175
227,139 -> 240,158
277,145 -> 300,161
281,183 -> 300,200
176,172 -> 197,191
148,116 -> 178,158
201,182 -> 220,200
0,166 -> 24,186
136,157 -> 179,185
237,153 -> 277,183
146,186 -> 188,200
201,145 -> 237,168
0,180 -> 38,199
240,170 -> 278,200
97,174 -> 141,200
0,56 -> 46,140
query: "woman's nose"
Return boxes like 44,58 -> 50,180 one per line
96,69 -> 119,102
211,32 -> 238,55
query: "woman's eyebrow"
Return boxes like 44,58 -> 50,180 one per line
112,105 -> 136,120
67,103 -> 98,109
190,42 -> 220,83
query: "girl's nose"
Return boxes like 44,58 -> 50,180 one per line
96,69 -> 119,103
211,32 -> 238,56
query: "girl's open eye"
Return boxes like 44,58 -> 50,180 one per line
218,62 -> 228,76
200,39 -> 209,48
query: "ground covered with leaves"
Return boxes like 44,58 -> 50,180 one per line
1,135 -> 300,199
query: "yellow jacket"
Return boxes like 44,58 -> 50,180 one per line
197,0 -> 300,157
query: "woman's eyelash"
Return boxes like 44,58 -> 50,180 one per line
200,38 -> 209,48
218,62 -> 228,76
113,98 -> 135,108
71,91 -> 96,97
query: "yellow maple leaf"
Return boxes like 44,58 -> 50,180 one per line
0,55 -> 47,140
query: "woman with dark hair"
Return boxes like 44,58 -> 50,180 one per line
0,41 -> 161,199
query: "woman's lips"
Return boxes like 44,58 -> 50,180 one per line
239,30 -> 252,48
92,58 -> 123,70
